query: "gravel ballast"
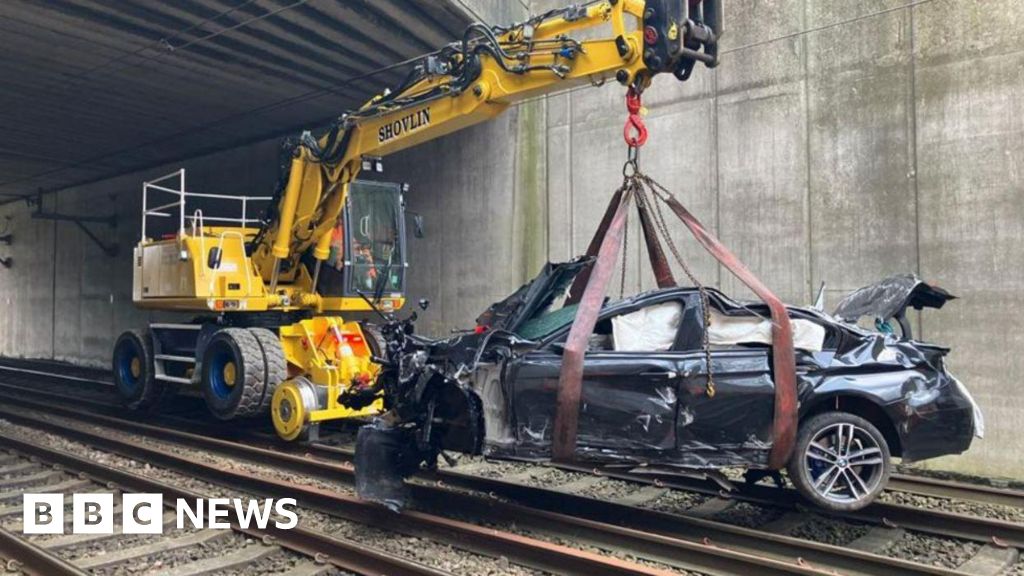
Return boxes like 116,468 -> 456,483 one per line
0,417 -> 549,576
881,531 -> 981,569
788,515 -> 871,546
878,489 -> 1024,523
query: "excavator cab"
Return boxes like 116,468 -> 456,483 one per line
313,180 -> 409,312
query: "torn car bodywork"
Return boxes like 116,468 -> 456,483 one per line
832,274 -> 956,339
354,264 -> 981,508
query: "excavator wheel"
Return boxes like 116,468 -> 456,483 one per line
112,330 -> 164,411
248,327 -> 288,412
201,328 -> 266,420
272,377 -> 320,441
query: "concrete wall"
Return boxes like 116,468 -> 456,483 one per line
0,140 -> 282,365
523,0 -> 1024,478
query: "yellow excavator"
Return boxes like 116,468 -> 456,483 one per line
112,0 -> 721,441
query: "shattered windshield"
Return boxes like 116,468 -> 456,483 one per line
476,258 -> 590,335
517,303 -> 579,340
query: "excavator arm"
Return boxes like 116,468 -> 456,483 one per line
250,0 -> 721,309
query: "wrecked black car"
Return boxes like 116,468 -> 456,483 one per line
353,259 -> 983,512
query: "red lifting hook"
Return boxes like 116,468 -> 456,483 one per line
623,87 -> 648,148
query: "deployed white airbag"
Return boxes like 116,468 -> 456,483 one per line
708,309 -> 826,352
611,302 -> 682,352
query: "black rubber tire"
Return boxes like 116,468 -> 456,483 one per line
787,411 -> 891,512
248,327 -> 288,412
201,328 -> 266,420
360,321 -> 387,363
112,330 -> 164,411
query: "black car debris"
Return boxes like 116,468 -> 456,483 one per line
352,259 -> 984,512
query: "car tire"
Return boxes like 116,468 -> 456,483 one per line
788,411 -> 891,512
201,328 -> 266,420
360,321 -> 387,364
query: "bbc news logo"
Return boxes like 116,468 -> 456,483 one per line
23,494 -> 298,534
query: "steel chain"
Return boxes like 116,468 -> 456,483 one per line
619,187 -> 630,299
635,175 -> 716,398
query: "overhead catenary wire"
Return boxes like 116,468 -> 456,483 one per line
1,0 -> 936,202
163,0 -> 312,53
0,0 -> 276,113
721,0 -> 938,54
0,3 -> 569,197
57,0 -> 264,86
0,3 -> 572,200
448,0 -> 492,28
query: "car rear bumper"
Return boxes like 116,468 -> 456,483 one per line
895,376 -> 978,462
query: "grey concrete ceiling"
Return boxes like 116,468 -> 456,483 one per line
0,0 -> 470,201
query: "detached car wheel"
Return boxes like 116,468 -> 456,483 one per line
788,411 -> 891,512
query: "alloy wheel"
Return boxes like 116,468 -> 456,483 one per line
805,422 -> 886,504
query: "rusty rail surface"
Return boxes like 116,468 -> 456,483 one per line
0,438 -> 450,576
0,393 -> 973,576
2,375 -> 1021,516
886,474 -> 1024,510
0,526 -> 87,576
0,403 -> 793,576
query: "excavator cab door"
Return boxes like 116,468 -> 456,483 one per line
341,180 -> 407,299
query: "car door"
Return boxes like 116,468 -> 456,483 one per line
506,296 -> 691,456
510,350 -> 683,454
675,335 -> 775,461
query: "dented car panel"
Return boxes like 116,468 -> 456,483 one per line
799,338 -> 974,458
355,261 -> 980,510
427,266 -> 977,467
480,292 -> 977,469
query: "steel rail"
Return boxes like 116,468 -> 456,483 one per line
0,526 -> 87,576
625,466 -> 1024,511
546,461 -> 1024,547
0,437 -> 449,576
1,371 -> 1021,550
0,406 -> 713,576
0,363 -> 112,388
5,360 -> 1021,510
887,474 -> 1024,510
0,395 -> 963,576
1,372 -> 1021,527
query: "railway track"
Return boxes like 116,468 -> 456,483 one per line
0,362 -> 1020,574
0,397 -> 842,575
0,439 -> 409,576
0,390 -> 987,576
2,361 -> 1018,512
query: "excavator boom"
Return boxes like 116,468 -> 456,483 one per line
118,0 -> 720,444
250,0 -> 721,311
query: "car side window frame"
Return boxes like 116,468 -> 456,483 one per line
537,291 -> 703,354
671,292 -> 707,352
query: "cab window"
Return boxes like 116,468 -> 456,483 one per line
346,181 -> 404,295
